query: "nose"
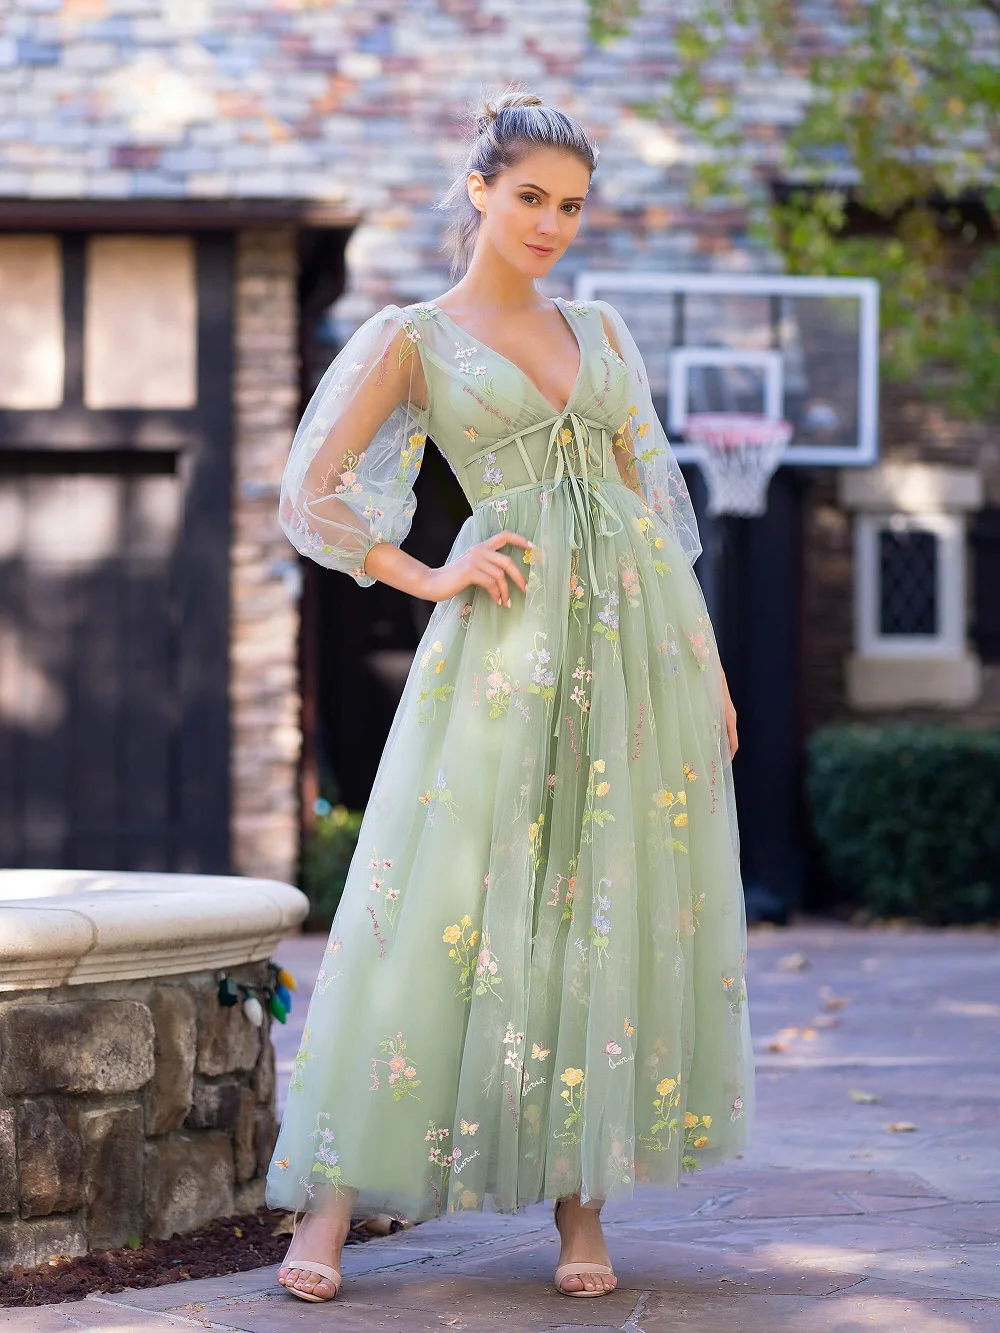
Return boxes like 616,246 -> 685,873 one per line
535,209 -> 559,237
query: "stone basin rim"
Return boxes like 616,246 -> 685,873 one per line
0,868 -> 310,991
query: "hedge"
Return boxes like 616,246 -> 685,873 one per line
806,723 -> 1000,924
299,802 -> 363,929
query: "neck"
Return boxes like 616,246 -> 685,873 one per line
443,233 -> 550,313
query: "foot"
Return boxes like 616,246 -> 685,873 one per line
277,1207 -> 350,1301
553,1195 -> 618,1295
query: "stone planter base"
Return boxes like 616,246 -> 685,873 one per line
0,871 -> 308,1275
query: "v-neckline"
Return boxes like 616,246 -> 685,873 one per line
428,296 -> 585,417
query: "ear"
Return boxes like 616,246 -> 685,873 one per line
466,170 -> 487,215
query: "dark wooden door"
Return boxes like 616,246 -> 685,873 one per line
0,232 -> 232,872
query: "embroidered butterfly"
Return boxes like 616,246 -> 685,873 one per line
460,1119 -> 479,1136
530,1043 -> 551,1061
623,1017 -> 636,1037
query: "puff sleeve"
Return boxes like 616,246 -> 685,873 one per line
594,299 -> 703,568
278,305 -> 430,587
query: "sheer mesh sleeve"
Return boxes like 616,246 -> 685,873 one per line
595,299 -> 703,568
278,305 -> 430,587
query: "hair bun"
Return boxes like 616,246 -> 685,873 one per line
476,90 -> 544,134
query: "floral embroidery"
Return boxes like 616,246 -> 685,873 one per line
647,784 -> 689,861
315,935 -> 343,994
416,639 -> 454,723
590,876 -> 613,969
309,1112 -> 346,1194
274,1156 -> 290,1170
459,601 -> 473,630
463,425 -> 479,441
396,431 -> 426,483
618,552 -> 641,608
480,451 -> 505,497
367,850 -> 403,928
525,633 -> 555,704
624,1016 -> 636,1037
731,1094 -> 746,1122
289,1026 -> 316,1093
480,648 -> 513,718
443,914 -> 479,1001
546,856 -> 578,922
592,585 -> 620,661
418,769 -> 458,823
602,335 -> 628,371
582,758 -> 614,845
555,1067 -> 585,1144
460,1118 -> 480,1135
569,656 -> 594,731
677,891 -> 706,940
528,812 -> 547,871
454,342 -> 494,396
723,969 -> 748,1022
684,615 -> 713,669
474,930 -> 503,998
564,299 -> 591,316
531,1042 -> 551,1061
370,1032 -> 421,1101
568,559 -> 587,626
399,317 -> 422,368
330,447 -> 365,497
634,514 -> 672,576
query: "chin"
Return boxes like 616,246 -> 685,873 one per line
518,245 -> 560,273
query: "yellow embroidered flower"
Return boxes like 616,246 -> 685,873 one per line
701,1115 -> 712,1128
676,791 -> 687,805
654,789 -> 673,807
460,914 -> 472,928
561,1067 -> 584,1087
443,925 -> 461,944
409,432 -> 427,448
459,1189 -> 478,1208
683,1111 -> 699,1128
528,822 -> 539,840
432,640 -> 443,651
683,762 -> 699,781
693,1135 -> 709,1148
654,537 -> 665,549
522,547 -> 534,564
448,948 -> 457,958
624,1017 -> 636,1037
673,813 -> 689,827
558,427 -> 573,445
435,658 -> 447,674
637,420 -> 650,438
629,404 -> 639,417
595,781 -> 610,798
592,759 -> 606,773
470,929 -> 479,946
656,1077 -> 676,1096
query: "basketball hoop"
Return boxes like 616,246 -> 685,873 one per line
685,412 -> 793,518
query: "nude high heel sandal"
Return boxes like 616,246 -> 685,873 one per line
278,1211 -> 343,1303
552,1198 -> 616,1298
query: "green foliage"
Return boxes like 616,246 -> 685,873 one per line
589,0 -> 1000,420
806,724 -> 1000,923
300,803 -> 364,928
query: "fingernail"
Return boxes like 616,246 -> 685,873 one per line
506,597 -> 512,608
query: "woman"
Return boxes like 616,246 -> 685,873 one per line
267,88 -> 754,1303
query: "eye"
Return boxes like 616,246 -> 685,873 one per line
562,203 -> 582,215
519,192 -> 539,205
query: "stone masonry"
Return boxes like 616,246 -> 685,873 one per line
230,229 -> 302,885
0,963 -> 277,1274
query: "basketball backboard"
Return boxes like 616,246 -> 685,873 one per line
573,272 -> 879,467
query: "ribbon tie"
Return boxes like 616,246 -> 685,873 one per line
541,412 -> 624,596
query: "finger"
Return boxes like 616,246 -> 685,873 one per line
475,566 -> 507,607
488,529 -> 536,551
484,550 -> 527,593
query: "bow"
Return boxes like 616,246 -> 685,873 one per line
541,412 -> 624,596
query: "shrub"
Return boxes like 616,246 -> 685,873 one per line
299,803 -> 363,928
806,723 -> 1000,924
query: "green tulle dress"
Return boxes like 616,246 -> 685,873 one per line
266,295 -> 754,1222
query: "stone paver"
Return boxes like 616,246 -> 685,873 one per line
4,921 -> 998,1332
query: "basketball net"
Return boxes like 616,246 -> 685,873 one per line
685,412 -> 793,518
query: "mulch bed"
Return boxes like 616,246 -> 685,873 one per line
0,1207 -> 407,1308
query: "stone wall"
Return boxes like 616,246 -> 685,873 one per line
0,962 -> 277,1274
230,229 -> 302,885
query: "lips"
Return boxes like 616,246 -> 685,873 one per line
526,244 -> 554,256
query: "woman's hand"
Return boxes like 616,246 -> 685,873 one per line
719,662 -> 738,759
416,530 -> 534,606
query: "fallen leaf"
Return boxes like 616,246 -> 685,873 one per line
884,1121 -> 918,1132
847,1088 -> 882,1104
818,984 -> 852,1011
801,1028 -> 818,1040
777,952 -> 811,971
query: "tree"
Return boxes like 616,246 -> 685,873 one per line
589,0 -> 1000,419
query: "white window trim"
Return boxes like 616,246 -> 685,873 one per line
855,511 -> 966,659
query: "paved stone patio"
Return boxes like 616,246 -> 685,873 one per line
4,921 -> 998,1331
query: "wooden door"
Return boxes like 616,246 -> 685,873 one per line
0,232 -> 232,872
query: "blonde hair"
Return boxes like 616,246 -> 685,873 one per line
437,86 -> 600,278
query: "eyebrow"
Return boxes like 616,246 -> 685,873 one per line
517,182 -> 588,203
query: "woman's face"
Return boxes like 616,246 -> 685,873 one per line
468,146 -> 591,276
